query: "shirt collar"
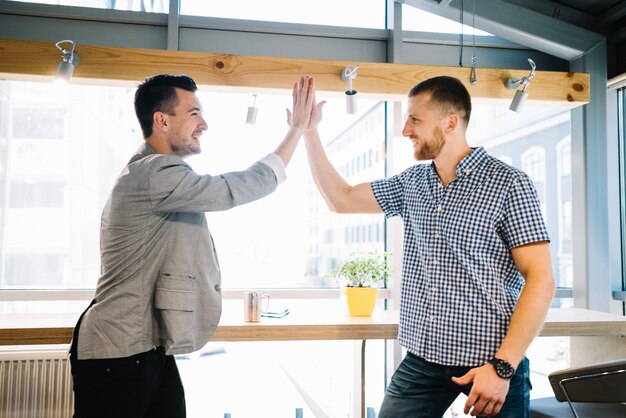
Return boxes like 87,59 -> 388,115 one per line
428,146 -> 487,181
455,146 -> 486,179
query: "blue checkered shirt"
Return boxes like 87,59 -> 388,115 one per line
372,147 -> 549,367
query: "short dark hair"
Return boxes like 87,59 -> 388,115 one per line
408,76 -> 471,127
134,74 -> 198,138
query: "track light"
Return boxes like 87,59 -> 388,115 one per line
245,94 -> 258,126
54,40 -> 79,84
341,65 -> 359,114
506,58 -> 536,112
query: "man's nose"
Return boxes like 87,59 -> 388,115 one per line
401,120 -> 411,137
199,117 -> 208,130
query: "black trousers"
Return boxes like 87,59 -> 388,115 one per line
70,305 -> 186,418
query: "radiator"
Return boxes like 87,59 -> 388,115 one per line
0,349 -> 73,418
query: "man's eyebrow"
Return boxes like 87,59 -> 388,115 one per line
188,106 -> 202,113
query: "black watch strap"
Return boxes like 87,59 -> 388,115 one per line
488,357 -> 515,379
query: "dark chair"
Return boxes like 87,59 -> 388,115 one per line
530,358 -> 626,417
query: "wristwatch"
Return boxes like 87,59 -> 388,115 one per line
488,357 -> 515,379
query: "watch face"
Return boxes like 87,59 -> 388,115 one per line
491,358 -> 515,379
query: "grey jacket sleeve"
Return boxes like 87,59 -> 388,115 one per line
145,154 -> 279,213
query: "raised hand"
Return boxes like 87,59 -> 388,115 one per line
286,76 -> 314,130
307,82 -> 327,131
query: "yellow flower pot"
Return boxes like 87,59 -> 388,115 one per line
345,287 -> 378,317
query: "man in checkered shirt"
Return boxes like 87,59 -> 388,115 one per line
303,76 -> 555,417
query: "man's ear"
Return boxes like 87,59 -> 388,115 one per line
443,113 -> 459,134
153,111 -> 169,134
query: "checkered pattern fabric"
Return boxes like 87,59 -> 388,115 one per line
372,147 -> 549,367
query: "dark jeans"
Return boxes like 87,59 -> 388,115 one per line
378,353 -> 531,418
70,346 -> 186,418
69,302 -> 185,418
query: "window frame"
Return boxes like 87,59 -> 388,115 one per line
617,85 -> 626,304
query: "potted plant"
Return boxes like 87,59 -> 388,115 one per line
328,251 -> 392,316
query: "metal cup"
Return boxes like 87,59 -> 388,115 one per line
243,291 -> 269,322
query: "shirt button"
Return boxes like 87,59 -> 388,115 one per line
435,233 -> 440,239
432,259 -> 439,265
464,168 -> 472,175
437,204 -> 443,212
214,284 -> 221,292
429,315 -> 436,321
431,287 -> 437,293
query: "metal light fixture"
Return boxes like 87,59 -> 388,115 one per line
55,40 -> 79,84
506,58 -> 536,112
469,0 -> 478,85
341,65 -> 359,114
245,94 -> 258,126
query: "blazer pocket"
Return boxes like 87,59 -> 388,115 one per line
155,273 -> 195,350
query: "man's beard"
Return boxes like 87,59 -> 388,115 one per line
413,127 -> 445,161
171,139 -> 201,158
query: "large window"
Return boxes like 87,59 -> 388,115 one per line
0,80 -> 385,291
402,4 -> 493,35
471,107 -> 572,295
0,81 -> 138,291
187,92 -> 385,289
180,0 -> 385,29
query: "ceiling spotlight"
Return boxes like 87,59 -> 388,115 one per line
506,58 -> 536,112
245,94 -> 258,126
54,40 -> 79,84
341,65 -> 359,114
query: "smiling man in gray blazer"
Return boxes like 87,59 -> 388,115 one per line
69,74 -> 315,418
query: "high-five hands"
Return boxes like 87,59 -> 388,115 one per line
286,76 -> 314,130
307,78 -> 326,131
286,76 -> 326,131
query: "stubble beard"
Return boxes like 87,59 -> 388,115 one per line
413,127 -> 445,161
170,137 -> 201,158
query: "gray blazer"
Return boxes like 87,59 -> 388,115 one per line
75,143 -> 284,359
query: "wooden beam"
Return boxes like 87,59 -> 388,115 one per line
0,38 -> 589,107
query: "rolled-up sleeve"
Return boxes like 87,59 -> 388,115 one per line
258,153 -> 286,185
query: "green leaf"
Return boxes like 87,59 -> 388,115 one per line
326,250 -> 393,288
